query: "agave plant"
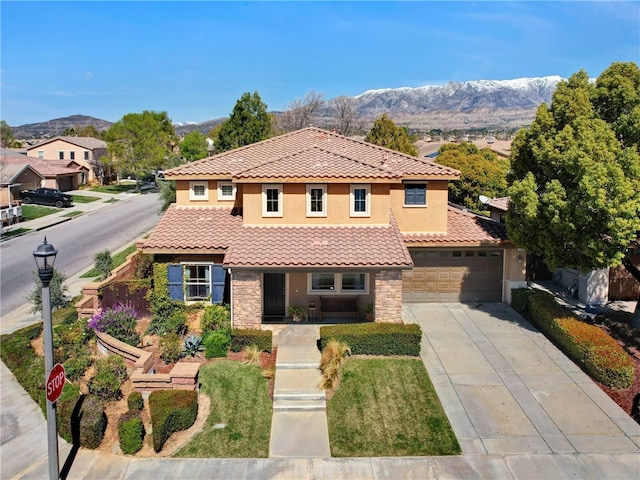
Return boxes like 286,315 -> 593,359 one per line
183,334 -> 204,358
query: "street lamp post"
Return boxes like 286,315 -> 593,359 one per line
33,237 -> 59,480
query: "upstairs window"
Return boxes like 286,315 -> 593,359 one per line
84,151 -> 90,161
404,182 -> 427,206
58,151 -> 64,160
69,151 -> 75,160
217,181 -> 236,201
306,184 -> 326,217
262,184 -> 283,217
37,150 -> 44,159
189,181 -> 209,201
350,184 -> 370,217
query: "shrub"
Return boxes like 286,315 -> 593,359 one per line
159,332 -> 184,364
89,355 -> 128,401
200,304 -> 231,336
231,328 -> 272,353
147,263 -> 184,335
118,411 -> 145,454
57,394 -> 106,449
511,288 -> 536,315
27,269 -> 70,313
149,390 -> 198,452
204,331 -> 230,358
127,391 -> 144,411
183,334 -> 204,358
64,352 -> 92,381
319,339 -> 351,392
319,323 -> 421,356
526,291 -> 634,389
93,249 -> 113,280
88,302 -> 141,347
165,311 -> 188,335
243,344 -> 262,365
54,317 -> 93,363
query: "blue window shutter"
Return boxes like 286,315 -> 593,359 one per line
167,264 -> 183,301
211,265 -> 226,304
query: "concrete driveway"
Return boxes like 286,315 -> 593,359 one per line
403,303 -> 640,458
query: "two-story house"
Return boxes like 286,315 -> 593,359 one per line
26,136 -> 110,185
142,128 -> 525,328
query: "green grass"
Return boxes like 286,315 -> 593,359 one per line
80,244 -> 138,278
72,194 -> 101,204
62,211 -> 83,218
104,198 -> 119,203
1,227 -> 31,239
90,183 -> 137,194
21,204 -> 58,220
327,358 -> 460,457
174,360 -> 272,458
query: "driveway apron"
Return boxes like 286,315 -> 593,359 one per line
403,303 -> 640,456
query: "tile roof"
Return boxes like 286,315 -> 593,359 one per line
403,206 -> 509,245
224,215 -> 413,268
487,196 -> 510,212
28,136 -> 107,150
142,205 -> 243,253
0,148 -> 81,176
167,127 -> 459,180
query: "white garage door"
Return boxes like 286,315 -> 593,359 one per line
403,249 -> 503,302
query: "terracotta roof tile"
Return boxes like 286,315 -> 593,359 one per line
404,206 -> 509,245
0,148 -> 81,176
224,215 -> 413,268
167,127 -> 459,180
142,205 -> 243,252
487,196 -> 510,212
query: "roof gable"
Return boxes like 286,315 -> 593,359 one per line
28,136 -> 107,151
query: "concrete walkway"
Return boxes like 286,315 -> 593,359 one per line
2,303 -> 639,478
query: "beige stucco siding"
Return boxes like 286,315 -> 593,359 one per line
176,180 -> 243,208
390,180 -> 448,233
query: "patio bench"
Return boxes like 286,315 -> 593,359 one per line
319,296 -> 359,321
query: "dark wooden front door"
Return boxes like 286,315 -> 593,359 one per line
263,273 -> 285,317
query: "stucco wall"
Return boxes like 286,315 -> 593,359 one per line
390,180 -> 449,233
176,179 -> 243,208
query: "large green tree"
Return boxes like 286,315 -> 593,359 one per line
0,120 -> 17,148
436,142 -> 509,210
507,62 -> 640,323
180,130 -> 208,161
364,114 -> 418,156
214,92 -> 272,153
104,110 -> 177,190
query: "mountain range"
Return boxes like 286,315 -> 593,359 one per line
11,76 -> 562,138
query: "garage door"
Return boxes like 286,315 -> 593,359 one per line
57,176 -> 74,191
403,249 -> 503,302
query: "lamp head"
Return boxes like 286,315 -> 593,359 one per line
33,237 -> 58,273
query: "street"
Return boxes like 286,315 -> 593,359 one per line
0,192 -> 162,317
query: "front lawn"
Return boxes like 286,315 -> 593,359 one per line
21,204 -> 58,220
72,194 -> 101,203
80,244 -> 138,278
327,358 -> 460,457
90,183 -> 137,194
174,360 -> 272,458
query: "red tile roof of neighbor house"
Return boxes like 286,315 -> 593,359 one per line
487,196 -> 510,212
167,127 -> 460,180
0,148 -> 81,177
142,205 -> 243,253
403,206 -> 509,245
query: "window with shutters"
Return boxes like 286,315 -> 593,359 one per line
404,182 -> 427,206
167,263 -> 226,304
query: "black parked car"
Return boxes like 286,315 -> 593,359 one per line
20,188 -> 74,208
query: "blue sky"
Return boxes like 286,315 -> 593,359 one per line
1,1 -> 638,126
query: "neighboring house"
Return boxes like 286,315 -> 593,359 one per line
26,136 -> 110,185
1,148 -> 86,192
0,151 -> 45,225
485,196 -> 509,224
142,128 -> 526,329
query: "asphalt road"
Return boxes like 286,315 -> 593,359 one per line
0,192 -> 162,317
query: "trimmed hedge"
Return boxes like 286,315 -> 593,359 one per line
231,328 -> 272,353
319,323 -> 421,356
512,289 -> 634,389
127,391 -> 144,411
57,394 -> 107,449
149,389 -> 198,453
118,411 -> 145,454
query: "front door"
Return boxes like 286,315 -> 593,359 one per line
263,273 -> 286,318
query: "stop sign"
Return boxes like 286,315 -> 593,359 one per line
46,363 -> 66,403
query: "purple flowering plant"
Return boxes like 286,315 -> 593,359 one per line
89,302 -> 141,347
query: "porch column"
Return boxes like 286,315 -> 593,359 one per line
231,270 -> 262,329
374,270 -> 403,323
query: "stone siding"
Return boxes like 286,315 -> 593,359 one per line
232,270 -> 263,329
374,270 -> 403,323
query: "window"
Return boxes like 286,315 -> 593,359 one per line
309,273 -> 369,294
306,184 -> 326,217
168,263 -> 225,303
350,184 -> 370,217
58,151 -> 64,160
404,182 -> 427,206
37,151 -> 44,159
217,181 -> 236,201
69,151 -> 75,160
262,184 -> 282,217
84,151 -> 90,161
184,264 -> 210,301
189,181 -> 209,201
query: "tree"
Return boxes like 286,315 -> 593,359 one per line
214,92 -> 272,153
159,179 -> 176,211
332,95 -> 361,136
506,63 -> 640,325
104,110 -> 178,190
0,120 -> 17,148
27,269 -> 70,314
180,130 -> 208,162
77,125 -> 103,139
93,249 -> 113,280
436,142 -> 509,210
279,90 -> 325,132
364,114 -> 418,156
